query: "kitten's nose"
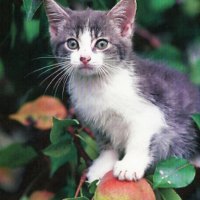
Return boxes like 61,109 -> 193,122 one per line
80,56 -> 91,65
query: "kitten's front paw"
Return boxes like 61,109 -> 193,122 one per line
113,159 -> 147,181
87,164 -> 107,183
87,150 -> 118,183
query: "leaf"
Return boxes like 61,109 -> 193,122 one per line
190,60 -> 200,85
19,196 -> 29,200
150,0 -> 175,12
93,0 -> 108,10
23,0 -> 42,20
9,96 -> 67,130
24,19 -> 40,43
145,44 -> 187,73
0,143 -> 37,168
50,154 -> 72,176
43,138 -> 72,158
192,113 -> 200,129
50,118 -> 79,144
89,180 -> 99,195
159,188 -> 182,200
44,136 -> 78,175
49,144 -> 77,176
182,0 -> 200,17
77,131 -> 98,160
153,157 -> 195,189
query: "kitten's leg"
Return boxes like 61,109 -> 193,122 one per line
87,149 -> 118,183
113,132 -> 152,181
113,106 -> 166,181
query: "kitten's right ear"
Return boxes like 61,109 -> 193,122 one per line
43,0 -> 70,38
107,0 -> 137,38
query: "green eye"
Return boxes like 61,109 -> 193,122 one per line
66,38 -> 79,50
95,39 -> 109,50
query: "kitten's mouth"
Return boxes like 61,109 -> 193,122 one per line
79,64 -> 94,71
77,64 -> 98,76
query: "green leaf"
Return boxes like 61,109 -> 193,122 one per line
50,155 -> 70,176
50,145 -> 77,176
19,196 -> 29,200
182,0 -> 200,17
43,137 -> 73,158
64,197 -> 89,200
24,19 -> 40,43
159,188 -> 182,200
78,131 -> 98,160
50,118 -> 79,144
23,0 -> 42,20
0,143 -> 37,168
145,44 -> 187,73
150,0 -> 175,12
93,0 -> 108,10
57,0 -> 69,7
190,60 -> 200,85
153,157 -> 195,189
89,180 -> 98,195
192,113 -> 200,129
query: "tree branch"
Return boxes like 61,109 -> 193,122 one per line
135,25 -> 161,48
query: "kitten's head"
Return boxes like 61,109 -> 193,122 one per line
44,0 -> 137,77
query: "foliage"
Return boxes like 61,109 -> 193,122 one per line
0,0 -> 200,200
153,157 -> 195,189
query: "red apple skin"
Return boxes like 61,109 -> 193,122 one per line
29,190 -> 54,200
94,171 -> 156,200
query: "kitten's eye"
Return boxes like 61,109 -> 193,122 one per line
66,38 -> 79,50
95,39 -> 109,50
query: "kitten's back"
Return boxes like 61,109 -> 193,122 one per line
134,56 -> 200,114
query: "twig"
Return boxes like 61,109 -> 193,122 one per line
68,127 -> 92,166
82,127 -> 95,139
75,171 -> 87,198
135,25 -> 161,48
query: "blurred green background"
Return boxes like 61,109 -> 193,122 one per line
0,0 -> 200,199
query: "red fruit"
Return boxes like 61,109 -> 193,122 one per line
94,171 -> 155,200
29,190 -> 54,200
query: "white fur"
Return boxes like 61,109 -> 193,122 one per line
87,149 -> 118,183
69,66 -> 167,181
70,30 -> 104,76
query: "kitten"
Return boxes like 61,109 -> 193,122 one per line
43,0 -> 200,182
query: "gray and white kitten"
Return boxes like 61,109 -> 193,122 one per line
44,0 -> 200,182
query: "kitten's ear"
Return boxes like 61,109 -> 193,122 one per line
107,0 -> 137,37
43,0 -> 70,38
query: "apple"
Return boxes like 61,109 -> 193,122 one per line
94,171 -> 155,200
29,190 -> 54,200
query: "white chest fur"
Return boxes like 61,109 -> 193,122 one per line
69,68 -> 166,149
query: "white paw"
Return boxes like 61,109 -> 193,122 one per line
87,150 -> 118,183
113,159 -> 147,181
87,164 -> 107,183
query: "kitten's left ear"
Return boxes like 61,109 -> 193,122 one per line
107,0 -> 137,37
43,0 -> 70,38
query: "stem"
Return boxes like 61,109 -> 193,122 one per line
75,171 -> 87,198
68,127 -> 92,166
135,25 -> 161,48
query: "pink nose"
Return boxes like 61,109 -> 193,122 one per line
80,56 -> 91,65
